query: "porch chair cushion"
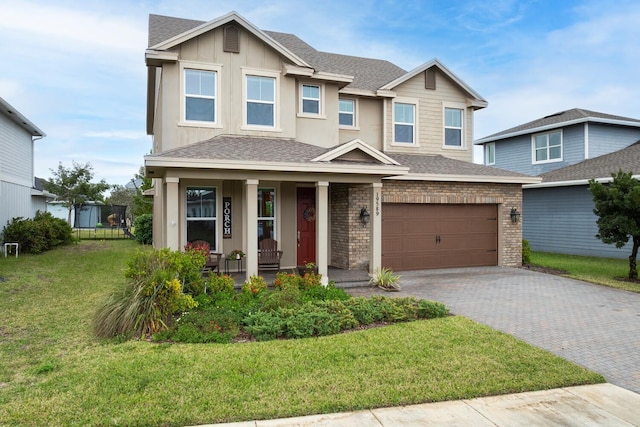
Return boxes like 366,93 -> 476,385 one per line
258,238 -> 283,270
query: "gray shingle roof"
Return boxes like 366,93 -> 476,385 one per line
147,15 -> 406,91
477,108 -> 640,143
150,136 -> 534,178
151,135 -> 327,163
539,141 -> 640,183
390,154 -> 534,178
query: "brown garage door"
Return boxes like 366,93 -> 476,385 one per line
382,204 -> 498,271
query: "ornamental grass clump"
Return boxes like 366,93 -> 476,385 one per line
94,248 -> 198,339
369,267 -> 401,291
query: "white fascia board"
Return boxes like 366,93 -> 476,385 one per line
150,12 -> 310,68
524,174 -> 640,189
145,157 -> 409,176
339,88 -> 377,97
475,117 -> 640,144
386,173 -> 542,184
375,89 -> 396,98
283,64 -> 314,77
311,71 -> 354,84
145,50 -> 179,65
379,59 -> 487,104
0,97 -> 46,137
312,139 -> 400,165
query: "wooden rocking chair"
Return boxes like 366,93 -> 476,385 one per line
191,240 -> 222,275
258,238 -> 283,271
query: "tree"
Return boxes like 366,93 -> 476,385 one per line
589,170 -> 640,279
43,161 -> 110,225
130,166 -> 153,217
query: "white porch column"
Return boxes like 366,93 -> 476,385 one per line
316,181 -> 329,286
165,177 -> 180,251
244,179 -> 259,282
370,183 -> 383,274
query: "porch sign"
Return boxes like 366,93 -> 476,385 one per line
223,197 -> 232,239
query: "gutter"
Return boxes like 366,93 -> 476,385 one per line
524,174 -> 640,189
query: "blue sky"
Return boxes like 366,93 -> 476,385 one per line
1,0 -> 639,187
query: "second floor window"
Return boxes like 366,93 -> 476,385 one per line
339,99 -> 355,127
246,75 -> 275,127
301,84 -> 321,114
485,142 -> 495,165
533,130 -> 562,163
185,69 -> 216,122
444,108 -> 463,147
394,102 -> 415,144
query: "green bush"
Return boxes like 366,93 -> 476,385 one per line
279,305 -> 340,339
343,297 -> 383,325
168,307 -> 240,343
94,249 -> 198,338
133,213 -> 153,245
241,275 -> 268,295
261,286 -> 302,312
312,300 -> 359,330
243,311 -> 285,341
207,274 -> 236,295
416,300 -> 449,319
1,211 -> 73,254
522,239 -> 532,265
300,282 -> 351,302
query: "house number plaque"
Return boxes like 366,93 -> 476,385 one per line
223,197 -> 232,238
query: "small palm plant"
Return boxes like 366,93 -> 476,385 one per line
369,267 -> 401,291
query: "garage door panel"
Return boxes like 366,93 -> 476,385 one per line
382,203 -> 498,271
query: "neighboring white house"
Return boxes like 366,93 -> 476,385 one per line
0,96 -> 52,236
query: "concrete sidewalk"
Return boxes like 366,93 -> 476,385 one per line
194,383 -> 640,426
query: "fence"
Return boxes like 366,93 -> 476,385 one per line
74,227 -> 136,240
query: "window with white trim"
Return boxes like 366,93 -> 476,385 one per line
301,84 -> 321,115
486,142 -> 495,165
186,187 -> 217,251
258,188 -> 276,241
444,107 -> 463,147
339,98 -> 355,127
246,75 -> 276,127
533,130 -> 562,163
184,69 -> 217,122
394,102 -> 415,144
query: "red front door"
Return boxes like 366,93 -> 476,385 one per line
297,187 -> 316,266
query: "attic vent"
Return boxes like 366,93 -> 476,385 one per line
223,25 -> 240,53
425,67 -> 436,90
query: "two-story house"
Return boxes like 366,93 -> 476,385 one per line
475,108 -> 640,258
144,11 -> 539,283
0,96 -> 51,240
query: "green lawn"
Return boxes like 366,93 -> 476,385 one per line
530,251 -> 640,293
0,241 -> 604,426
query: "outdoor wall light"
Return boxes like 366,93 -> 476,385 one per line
360,207 -> 370,227
510,207 -> 521,224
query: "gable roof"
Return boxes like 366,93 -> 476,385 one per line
379,59 -> 487,108
476,108 -> 640,144
0,97 -> 45,137
527,141 -> 640,188
146,12 -> 483,99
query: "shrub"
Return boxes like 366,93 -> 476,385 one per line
522,239 -> 532,265
261,286 -> 302,312
279,305 -> 340,339
416,300 -> 449,319
301,282 -> 350,302
94,249 -> 199,338
343,297 -> 383,325
243,311 -> 285,341
369,267 -> 401,291
312,300 -> 359,330
208,274 -> 235,296
133,213 -> 153,244
1,211 -> 73,254
242,275 -> 268,295
167,307 -> 240,343
273,271 -> 302,291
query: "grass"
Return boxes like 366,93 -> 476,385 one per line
0,241 -> 604,426
530,251 -> 640,293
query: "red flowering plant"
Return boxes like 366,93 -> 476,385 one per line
273,271 -> 302,291
241,275 -> 268,295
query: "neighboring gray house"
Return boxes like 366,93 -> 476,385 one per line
0,97 -> 51,236
475,109 -> 640,258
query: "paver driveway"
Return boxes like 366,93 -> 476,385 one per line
347,266 -> 640,394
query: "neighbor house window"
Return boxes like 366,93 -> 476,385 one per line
533,130 -> 562,163
444,107 -> 463,147
300,84 -> 321,115
486,142 -> 495,165
339,99 -> 355,127
185,69 -> 217,122
246,75 -> 276,127
394,102 -> 415,144
186,187 -> 217,251
257,188 -> 276,241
